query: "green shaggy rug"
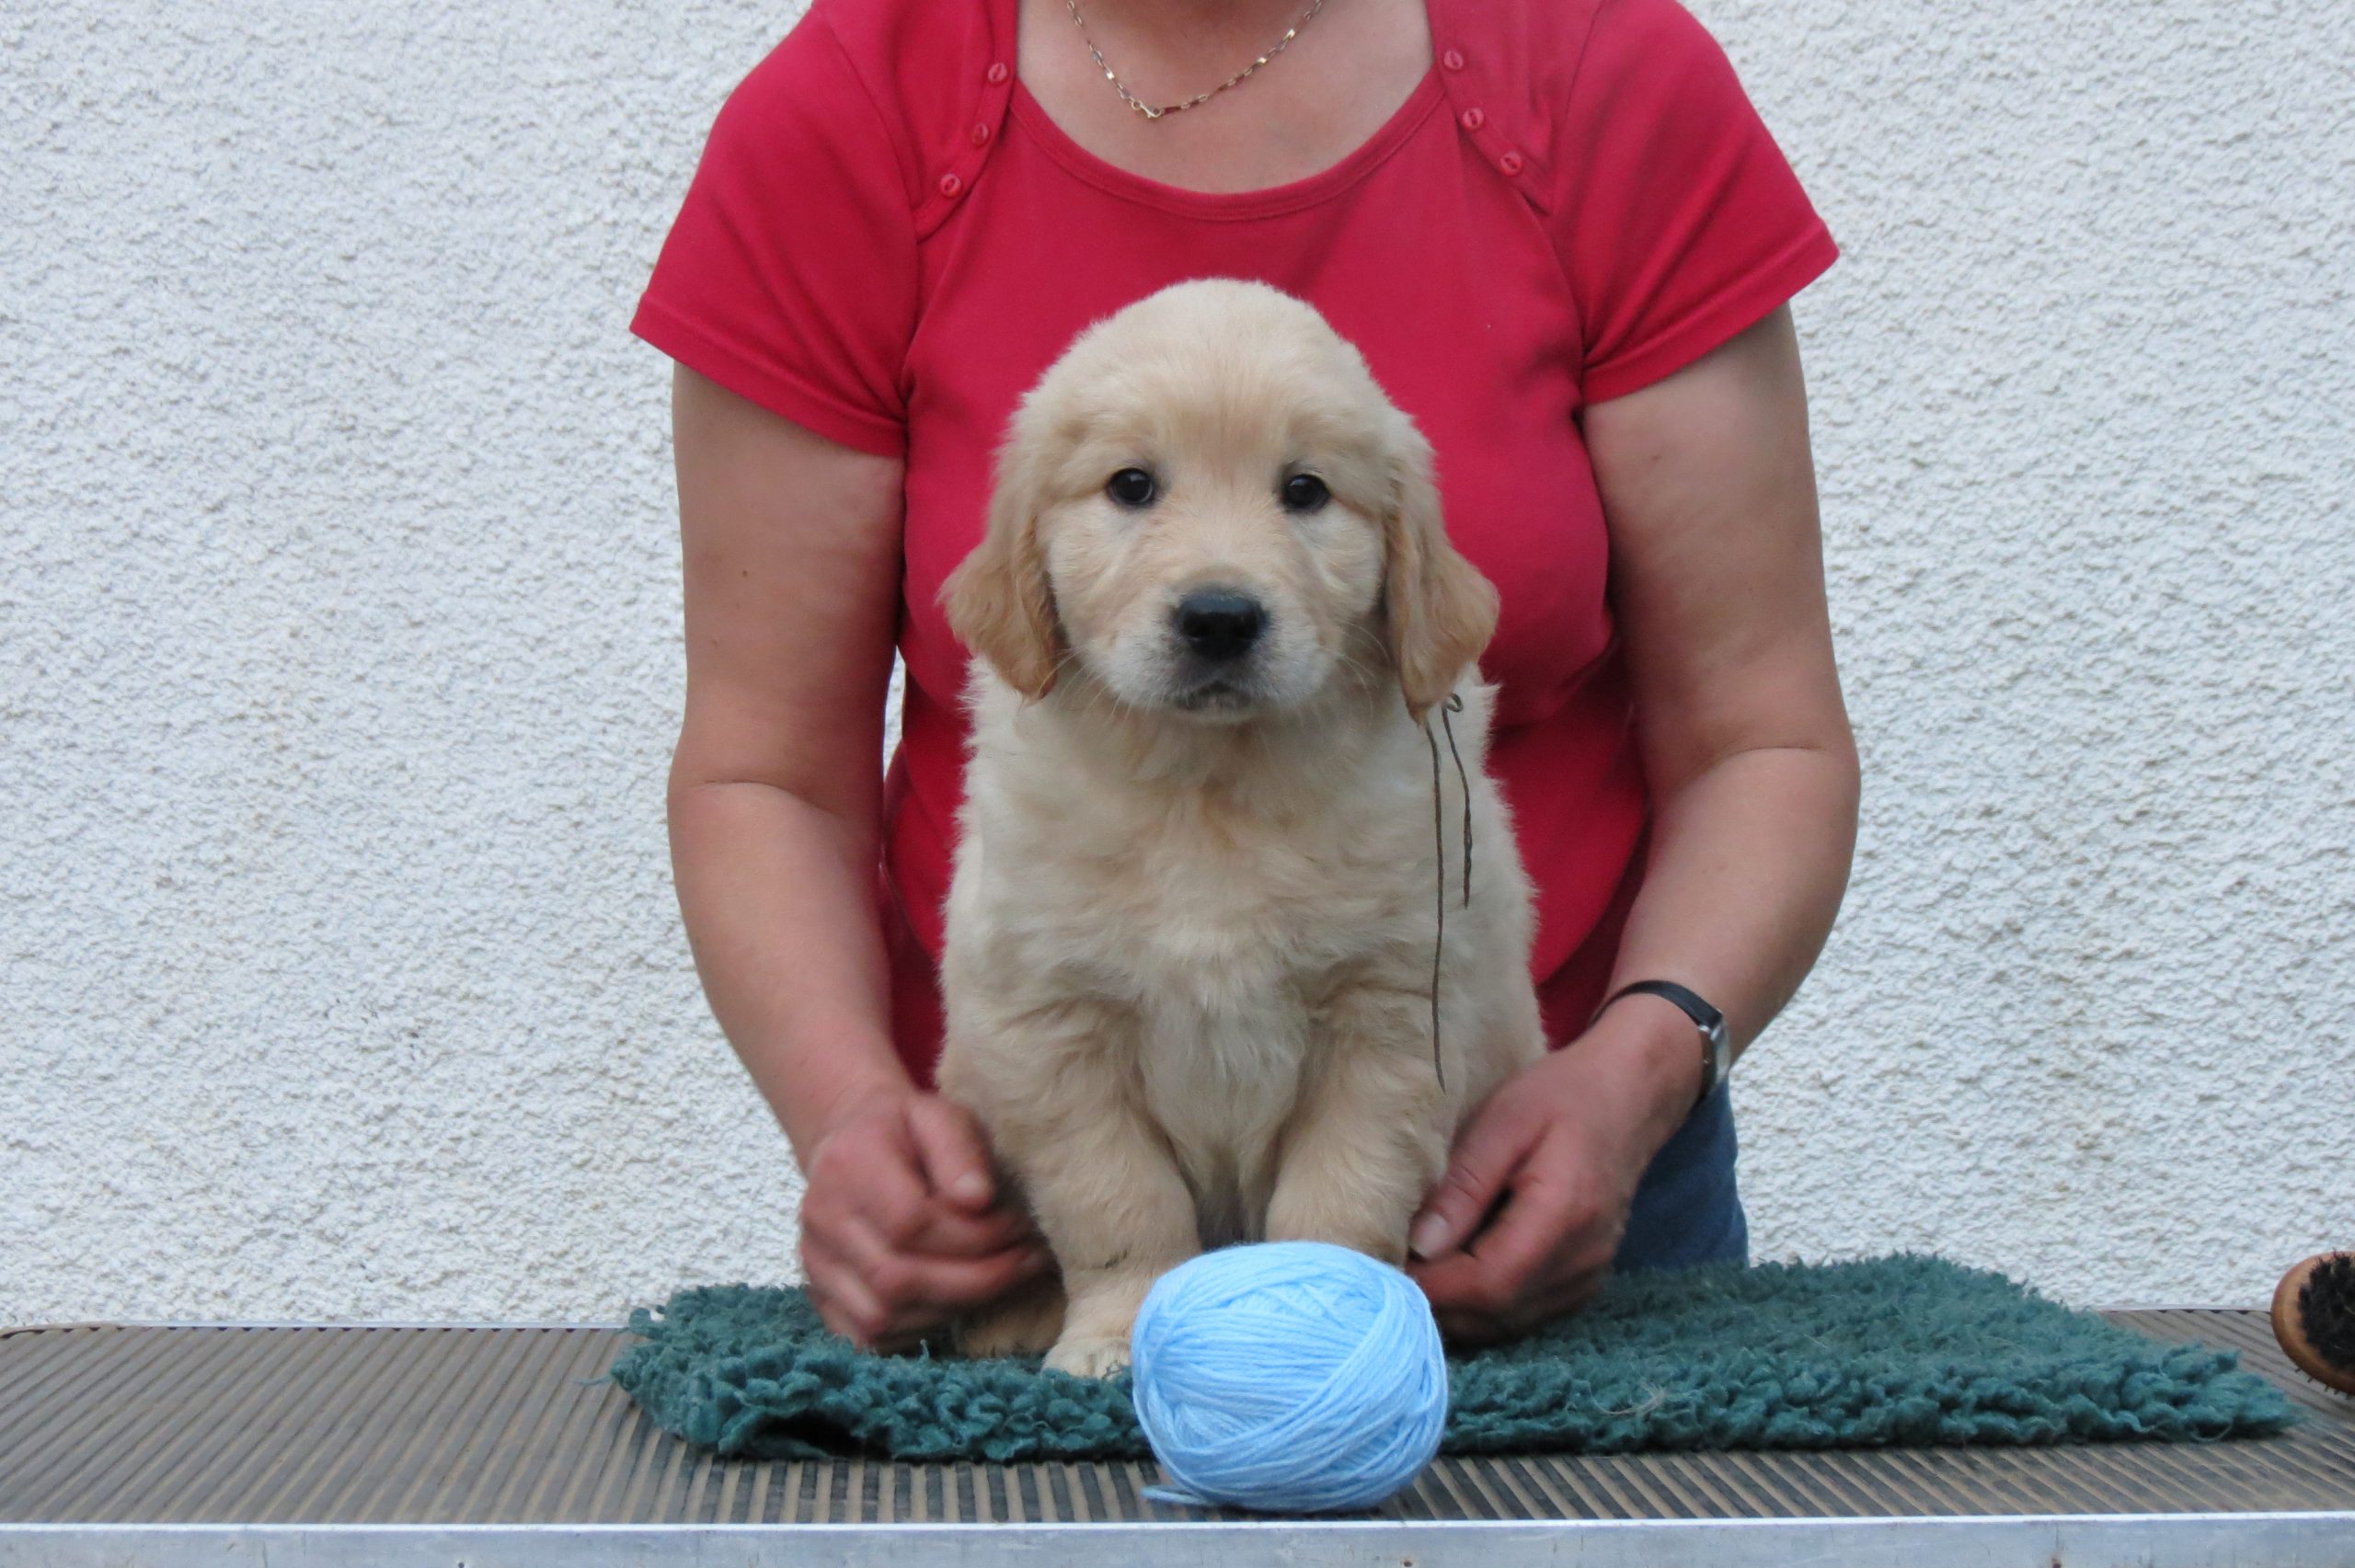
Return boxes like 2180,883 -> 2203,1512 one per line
609,1253 -> 2293,1462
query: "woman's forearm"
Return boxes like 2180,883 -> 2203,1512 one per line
1592,737 -> 1860,1134
668,775 -> 911,1163
1404,729 -> 1858,1323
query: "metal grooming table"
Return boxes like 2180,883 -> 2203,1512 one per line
1,1308 -> 2348,1565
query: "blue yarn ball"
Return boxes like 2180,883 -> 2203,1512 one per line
1128,1241 -> 1449,1513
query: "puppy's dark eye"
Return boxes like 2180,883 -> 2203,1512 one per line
1281,473 -> 1330,513
1106,468 -> 1157,508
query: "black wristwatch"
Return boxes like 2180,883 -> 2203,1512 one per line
1591,979 -> 1730,1110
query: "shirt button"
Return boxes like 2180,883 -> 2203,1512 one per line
1441,48 -> 1465,70
985,61 -> 1009,85
1459,107 -> 1485,132
938,172 -> 964,198
1499,150 -> 1524,176
971,121 -> 992,146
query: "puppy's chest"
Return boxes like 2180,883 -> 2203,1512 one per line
1024,805 -> 1403,992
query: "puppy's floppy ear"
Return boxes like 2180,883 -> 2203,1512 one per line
1381,417 -> 1499,720
942,430 -> 1063,700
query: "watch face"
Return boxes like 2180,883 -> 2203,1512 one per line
1702,1020 -> 1730,1091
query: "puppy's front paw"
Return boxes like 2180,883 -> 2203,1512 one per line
1044,1331 -> 1132,1379
954,1276 -> 1066,1359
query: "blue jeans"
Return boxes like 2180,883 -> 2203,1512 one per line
1610,1080 -> 1748,1273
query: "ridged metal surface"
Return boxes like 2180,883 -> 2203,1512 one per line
0,1310 -> 2347,1526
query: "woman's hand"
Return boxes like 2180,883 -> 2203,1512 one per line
798,1085 -> 1051,1351
1405,1000 -> 1702,1343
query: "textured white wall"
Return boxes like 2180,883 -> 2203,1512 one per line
2,0 -> 2347,1326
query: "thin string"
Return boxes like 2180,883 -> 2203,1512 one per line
1424,693 -> 1472,1090
1442,695 -> 1471,906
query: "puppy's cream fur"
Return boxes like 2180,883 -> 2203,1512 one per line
936,280 -> 1545,1377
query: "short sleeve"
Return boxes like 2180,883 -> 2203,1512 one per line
1556,0 -> 1838,405
629,6 -> 919,458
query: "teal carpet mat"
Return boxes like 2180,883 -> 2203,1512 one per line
609,1253 -> 2294,1462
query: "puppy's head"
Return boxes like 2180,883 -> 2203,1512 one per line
943,279 -> 1497,722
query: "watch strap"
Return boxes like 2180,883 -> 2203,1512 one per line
1591,979 -> 1730,1110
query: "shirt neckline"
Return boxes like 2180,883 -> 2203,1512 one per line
998,0 -> 1448,222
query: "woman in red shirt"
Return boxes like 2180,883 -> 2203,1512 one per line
638,0 -> 1858,1348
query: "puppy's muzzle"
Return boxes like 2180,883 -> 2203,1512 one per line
1173,589 -> 1265,664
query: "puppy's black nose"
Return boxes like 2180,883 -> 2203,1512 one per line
1175,589 -> 1265,662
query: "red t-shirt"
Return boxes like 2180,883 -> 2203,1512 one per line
632,0 -> 1838,1086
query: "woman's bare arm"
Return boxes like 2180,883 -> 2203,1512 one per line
1408,305 -> 1859,1335
1588,303 -> 1860,1081
667,363 -> 909,1157
666,365 -> 1045,1344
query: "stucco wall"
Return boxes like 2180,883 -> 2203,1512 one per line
3,0 -> 2347,1325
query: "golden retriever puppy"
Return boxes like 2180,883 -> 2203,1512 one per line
936,279 -> 1545,1378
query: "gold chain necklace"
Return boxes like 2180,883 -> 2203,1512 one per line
1063,0 -> 1330,120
